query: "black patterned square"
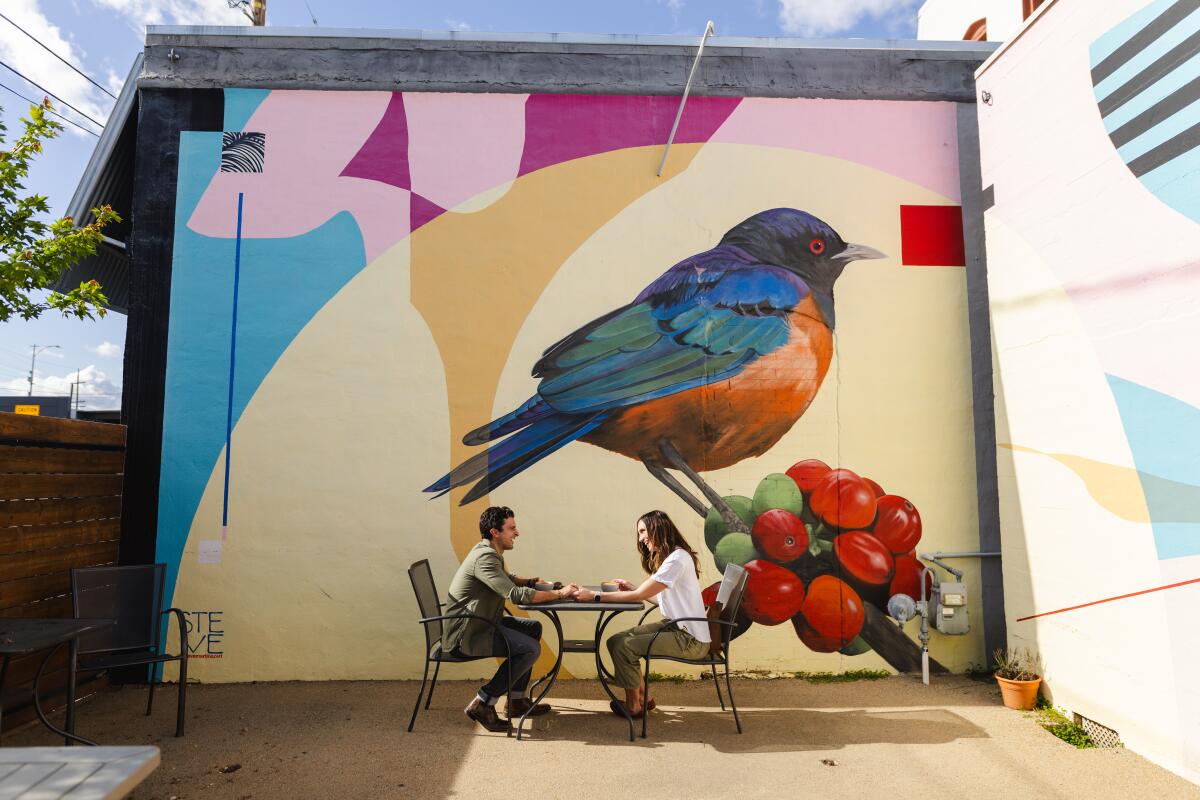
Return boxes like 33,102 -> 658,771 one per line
220,131 -> 266,173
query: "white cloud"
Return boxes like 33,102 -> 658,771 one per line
89,341 -> 121,358
1,364 -> 121,409
444,19 -> 472,32
0,0 -> 112,137
777,0 -> 920,36
88,0 -> 247,27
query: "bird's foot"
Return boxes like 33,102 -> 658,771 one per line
655,440 -> 750,533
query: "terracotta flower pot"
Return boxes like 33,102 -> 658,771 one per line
995,675 -> 1041,710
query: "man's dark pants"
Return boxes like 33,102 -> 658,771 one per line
457,617 -> 542,704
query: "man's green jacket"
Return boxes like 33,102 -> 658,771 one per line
442,541 -> 536,656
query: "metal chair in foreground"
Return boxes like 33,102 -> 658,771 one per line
67,564 -> 190,737
407,559 -> 513,733
639,562 -> 750,738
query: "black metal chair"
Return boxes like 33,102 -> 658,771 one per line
407,559 -> 513,733
640,563 -> 749,738
67,564 -> 189,737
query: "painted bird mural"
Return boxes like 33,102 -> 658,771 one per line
426,208 -> 885,525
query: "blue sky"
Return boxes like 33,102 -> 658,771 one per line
0,0 -> 923,409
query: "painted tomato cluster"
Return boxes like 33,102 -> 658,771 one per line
702,459 -> 931,655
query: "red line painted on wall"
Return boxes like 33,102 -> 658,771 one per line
899,204 -> 966,266
1016,577 -> 1200,621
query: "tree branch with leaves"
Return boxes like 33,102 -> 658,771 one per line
1,99 -> 118,322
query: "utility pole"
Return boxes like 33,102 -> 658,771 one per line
70,369 -> 85,419
228,0 -> 266,25
27,344 -> 60,396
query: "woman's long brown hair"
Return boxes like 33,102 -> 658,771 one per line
637,510 -> 700,578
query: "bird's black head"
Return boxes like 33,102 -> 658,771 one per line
718,208 -> 885,327
719,208 -> 884,291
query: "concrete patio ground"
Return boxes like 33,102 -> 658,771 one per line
5,674 -> 1197,799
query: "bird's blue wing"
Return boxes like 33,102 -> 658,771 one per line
533,261 -> 808,414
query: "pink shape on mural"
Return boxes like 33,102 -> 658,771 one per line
188,90 -> 411,263
340,92 -> 410,190
404,92 -> 528,211
518,94 -> 742,177
710,98 -> 962,202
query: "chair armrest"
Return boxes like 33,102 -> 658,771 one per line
669,616 -> 737,627
417,614 -> 511,661
418,613 -> 503,626
162,607 -> 190,663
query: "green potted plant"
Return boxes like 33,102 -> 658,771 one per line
993,647 -> 1042,710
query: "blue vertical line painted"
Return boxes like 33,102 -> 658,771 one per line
222,192 -> 244,536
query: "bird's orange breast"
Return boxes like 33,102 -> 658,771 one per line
581,296 -> 834,471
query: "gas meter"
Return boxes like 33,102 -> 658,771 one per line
931,581 -> 969,635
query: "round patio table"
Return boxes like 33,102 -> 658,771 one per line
515,589 -> 643,741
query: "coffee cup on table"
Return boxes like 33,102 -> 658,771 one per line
600,581 -> 620,593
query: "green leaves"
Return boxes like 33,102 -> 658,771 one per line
0,100 -> 117,322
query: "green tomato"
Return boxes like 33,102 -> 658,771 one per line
838,635 -> 872,656
704,495 -> 755,551
752,473 -> 805,518
713,533 -> 760,572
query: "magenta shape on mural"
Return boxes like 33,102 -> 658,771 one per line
410,193 -> 447,232
340,92 -> 411,190
518,94 -> 742,176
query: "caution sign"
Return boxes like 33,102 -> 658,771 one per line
13,404 -> 40,415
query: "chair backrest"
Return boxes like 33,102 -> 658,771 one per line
717,563 -> 749,649
408,560 -> 443,651
71,564 -> 166,655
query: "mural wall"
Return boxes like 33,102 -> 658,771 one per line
978,0 -> 1200,783
155,87 -> 982,685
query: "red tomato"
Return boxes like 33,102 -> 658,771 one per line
809,469 -> 878,529
873,495 -> 922,554
702,581 -> 720,608
864,477 -> 886,497
833,531 -> 895,585
792,575 -> 865,652
786,458 -> 831,494
741,560 -> 806,625
752,509 -> 808,562
890,555 -> 933,600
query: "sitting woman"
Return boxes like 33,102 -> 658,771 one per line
574,509 -> 711,718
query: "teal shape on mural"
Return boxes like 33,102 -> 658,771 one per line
156,130 -> 367,606
1107,374 -> 1200,559
223,88 -> 272,131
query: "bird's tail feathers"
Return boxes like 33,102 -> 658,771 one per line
462,396 -> 553,445
425,412 -> 605,504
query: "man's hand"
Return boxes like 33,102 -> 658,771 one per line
574,588 -> 597,602
556,583 -> 581,601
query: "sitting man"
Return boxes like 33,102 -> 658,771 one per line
443,505 -> 579,733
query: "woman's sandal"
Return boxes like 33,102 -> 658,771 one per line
609,698 -> 657,719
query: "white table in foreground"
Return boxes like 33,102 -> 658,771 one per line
0,746 -> 160,800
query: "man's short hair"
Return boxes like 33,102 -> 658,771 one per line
479,506 -> 514,539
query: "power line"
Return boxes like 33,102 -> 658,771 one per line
0,11 -> 117,100
0,59 -> 104,129
0,80 -> 99,137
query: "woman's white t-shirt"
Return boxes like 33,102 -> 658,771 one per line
650,549 -> 711,643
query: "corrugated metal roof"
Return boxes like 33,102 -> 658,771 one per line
53,53 -> 141,315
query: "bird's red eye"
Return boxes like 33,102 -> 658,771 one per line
809,238 -> 825,255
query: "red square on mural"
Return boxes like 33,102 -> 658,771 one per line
899,205 -> 966,266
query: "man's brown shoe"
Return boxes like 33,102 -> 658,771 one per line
465,701 -> 512,733
507,697 -> 551,718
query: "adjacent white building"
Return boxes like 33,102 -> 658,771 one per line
917,0 -> 1046,41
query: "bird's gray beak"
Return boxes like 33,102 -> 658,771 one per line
835,242 -> 888,263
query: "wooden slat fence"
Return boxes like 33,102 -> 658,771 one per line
0,412 -> 126,732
